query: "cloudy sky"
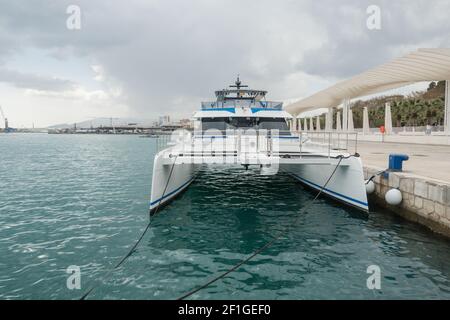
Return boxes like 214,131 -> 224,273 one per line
1,0 -> 449,127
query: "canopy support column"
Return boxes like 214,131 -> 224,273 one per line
325,108 -> 333,131
336,111 -> 342,131
363,107 -> 370,135
385,102 -> 393,135
342,99 -> 350,131
348,107 -> 354,132
445,80 -> 450,135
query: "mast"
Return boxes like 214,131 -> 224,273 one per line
215,76 -> 266,101
204,78 -> 282,110
229,75 -> 248,91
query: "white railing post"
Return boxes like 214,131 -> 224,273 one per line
328,132 -> 331,158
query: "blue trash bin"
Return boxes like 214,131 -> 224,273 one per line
388,154 -> 409,172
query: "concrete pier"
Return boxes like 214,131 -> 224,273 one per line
359,141 -> 450,237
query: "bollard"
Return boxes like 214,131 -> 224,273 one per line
388,154 -> 409,172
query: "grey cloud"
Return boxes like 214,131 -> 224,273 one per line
0,68 -> 76,91
300,0 -> 450,77
0,0 -> 448,118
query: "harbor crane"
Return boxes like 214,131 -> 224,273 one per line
0,105 -> 14,133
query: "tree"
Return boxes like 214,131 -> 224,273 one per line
428,81 -> 437,91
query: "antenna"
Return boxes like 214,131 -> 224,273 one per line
235,74 -> 241,89
229,75 -> 248,90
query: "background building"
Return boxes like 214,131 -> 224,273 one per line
158,115 -> 171,126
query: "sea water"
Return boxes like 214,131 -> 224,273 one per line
0,133 -> 449,299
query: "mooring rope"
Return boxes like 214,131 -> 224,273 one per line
365,168 -> 388,185
177,154 -> 350,300
80,154 -> 178,300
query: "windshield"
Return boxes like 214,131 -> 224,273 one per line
201,118 -> 227,131
258,119 -> 289,131
200,117 -> 289,132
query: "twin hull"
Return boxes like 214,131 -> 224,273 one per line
150,150 -> 368,213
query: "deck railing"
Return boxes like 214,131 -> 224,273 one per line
201,101 -> 283,110
304,131 -> 359,156
155,134 -> 172,152
156,129 -> 358,158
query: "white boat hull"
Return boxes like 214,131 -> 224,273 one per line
282,156 -> 368,211
150,156 -> 368,214
149,132 -> 368,213
149,150 -> 198,214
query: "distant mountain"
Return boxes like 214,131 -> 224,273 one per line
47,117 -> 157,129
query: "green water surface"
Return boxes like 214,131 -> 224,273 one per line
0,133 -> 449,299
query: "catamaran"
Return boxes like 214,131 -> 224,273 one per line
150,78 -> 368,213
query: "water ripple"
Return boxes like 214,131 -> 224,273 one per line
0,134 -> 449,299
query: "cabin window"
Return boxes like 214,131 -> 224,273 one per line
201,118 -> 227,131
228,117 -> 257,129
258,118 -> 289,131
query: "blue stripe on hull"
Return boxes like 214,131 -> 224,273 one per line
150,176 -> 196,208
290,173 -> 368,210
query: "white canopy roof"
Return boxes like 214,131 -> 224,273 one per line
286,48 -> 450,115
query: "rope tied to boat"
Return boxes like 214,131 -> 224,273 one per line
80,152 -> 356,299
365,169 -> 388,184
79,154 -> 179,300
177,154 -> 352,300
